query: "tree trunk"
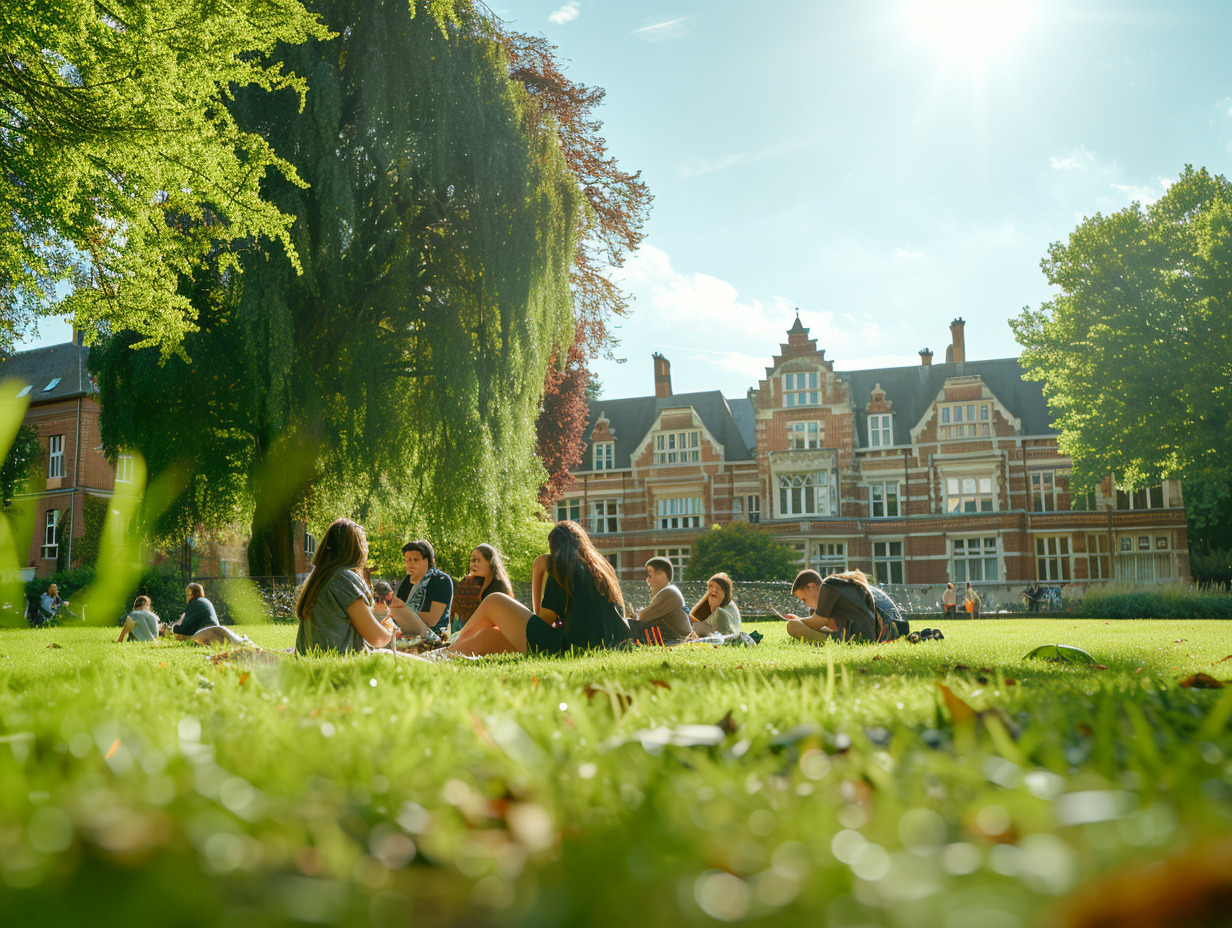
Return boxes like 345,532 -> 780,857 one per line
248,501 -> 296,578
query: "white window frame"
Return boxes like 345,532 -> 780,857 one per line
811,541 -> 847,576
868,481 -> 900,518
952,536 -> 999,583
746,494 -> 761,524
1031,470 -> 1066,512
593,441 -> 615,471
1115,485 -> 1166,510
944,475 -> 995,514
1116,533 -> 1173,583
654,430 -> 700,465
1085,534 -> 1111,580
555,497 -> 582,523
787,420 -> 822,450
872,540 -> 904,585
1035,535 -> 1072,582
868,413 -> 893,447
41,509 -> 60,560
48,435 -> 65,479
304,532 -> 317,558
656,547 -> 690,575
590,498 -> 620,534
115,453 -> 135,484
781,371 -> 820,408
938,402 -> 991,440
778,471 -> 836,517
656,497 -> 703,530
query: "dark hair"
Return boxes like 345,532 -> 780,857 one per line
473,544 -> 512,594
645,556 -> 674,582
947,582 -> 954,590
791,569 -> 823,593
297,518 -> 371,621
186,582 -> 204,599
689,572 -> 733,621
547,521 -> 623,612
402,539 -> 435,569
133,595 -> 151,610
373,580 -> 392,599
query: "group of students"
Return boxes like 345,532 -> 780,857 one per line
116,582 -> 252,646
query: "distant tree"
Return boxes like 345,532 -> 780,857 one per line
1011,166 -> 1232,494
0,0 -> 326,354
683,522 -> 799,582
536,338 -> 590,510
0,424 -> 41,507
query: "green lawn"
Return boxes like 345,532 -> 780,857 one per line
1,619 -> 1230,927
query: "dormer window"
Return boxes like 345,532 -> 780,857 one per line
654,430 -> 699,464
939,403 -> 990,439
868,414 -> 893,447
593,441 -> 615,470
782,371 -> 819,407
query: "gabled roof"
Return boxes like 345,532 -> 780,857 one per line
0,342 -> 95,404
844,357 -> 1054,446
581,390 -> 755,470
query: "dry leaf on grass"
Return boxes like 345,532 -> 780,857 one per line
1179,673 -> 1225,689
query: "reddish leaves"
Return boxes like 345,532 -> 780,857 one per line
1180,673 -> 1225,689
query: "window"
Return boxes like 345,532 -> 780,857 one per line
944,475 -> 994,513
1031,471 -> 1068,512
938,403 -> 991,440
605,553 -> 620,575
1115,485 -> 1166,510
115,453 -> 134,484
782,371 -> 820,407
591,499 -> 620,534
788,420 -> 822,450
48,435 -> 65,479
656,548 -> 690,574
1035,536 -> 1071,582
1116,534 -> 1172,583
656,497 -> 703,530
790,541 -> 806,564
872,541 -> 903,585
868,414 -> 893,447
41,510 -> 60,560
952,536 -> 998,582
593,442 -> 615,471
1085,534 -> 1111,580
555,497 -> 581,523
746,494 -> 761,524
778,471 -> 836,517
654,430 -> 700,464
304,532 -> 317,558
868,481 -> 900,518
811,541 -> 847,576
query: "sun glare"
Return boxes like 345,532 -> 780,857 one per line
904,0 -> 1037,67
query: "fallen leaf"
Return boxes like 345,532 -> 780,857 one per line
1090,664 -> 1108,671
238,672 -> 250,686
1216,656 -> 1232,665
1134,666 -> 1144,674
872,655 -> 882,661
649,679 -> 671,690
936,683 -> 978,724
1180,673 -> 1225,689
1004,678 -> 1017,686
46,642 -> 61,649
105,739 -> 121,760
1077,724 -> 1094,738
1174,639 -> 1188,644
953,663 -> 970,671
716,710 -> 738,735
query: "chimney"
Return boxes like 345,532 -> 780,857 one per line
919,348 -> 933,366
949,318 -> 966,364
652,352 -> 672,398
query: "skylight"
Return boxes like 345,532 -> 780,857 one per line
43,378 -> 61,392
16,385 -> 31,397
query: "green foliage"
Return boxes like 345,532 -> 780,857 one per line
1,620 -> 1232,925
1186,549 -> 1232,588
1012,166 -> 1232,492
0,423 -> 40,507
0,0 -> 328,355
94,1 -> 581,577
71,495 -> 109,568
1077,581 -> 1232,620
683,521 -> 800,582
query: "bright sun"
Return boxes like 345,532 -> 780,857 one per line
904,0 -> 1037,67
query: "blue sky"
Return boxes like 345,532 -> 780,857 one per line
22,1 -> 1232,402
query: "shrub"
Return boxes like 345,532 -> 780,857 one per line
1190,547 -> 1232,586
683,522 -> 799,582
1076,582 -> 1232,620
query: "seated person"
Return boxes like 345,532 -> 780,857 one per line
117,595 -> 160,643
168,582 -> 250,647
627,557 -> 693,643
471,544 -> 513,600
295,518 -> 397,654
690,572 -> 742,636
446,520 -> 631,657
40,583 -> 77,622
784,569 -> 879,644
390,539 -> 453,642
372,580 -> 394,625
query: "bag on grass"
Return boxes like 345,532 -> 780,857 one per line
965,600 -> 974,613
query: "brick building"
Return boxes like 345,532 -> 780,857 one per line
556,316 -> 1189,594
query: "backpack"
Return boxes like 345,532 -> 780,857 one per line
823,577 -> 909,643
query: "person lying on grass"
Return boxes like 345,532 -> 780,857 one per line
446,520 -> 632,657
295,518 -> 398,655
627,556 -> 694,644
784,568 -> 881,644
117,595 -> 160,643
689,572 -> 742,637
166,583 -> 251,647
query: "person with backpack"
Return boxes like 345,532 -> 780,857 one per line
784,569 -> 907,644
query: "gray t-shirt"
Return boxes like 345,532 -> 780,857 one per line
126,610 -> 160,642
709,602 -> 742,635
296,568 -> 372,654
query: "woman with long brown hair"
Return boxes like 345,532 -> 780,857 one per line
469,543 -> 512,600
689,572 -> 742,636
295,518 -> 395,654
446,521 -> 631,657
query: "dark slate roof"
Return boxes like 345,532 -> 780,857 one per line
581,390 -> 754,470
0,342 -> 95,403
843,357 -> 1054,446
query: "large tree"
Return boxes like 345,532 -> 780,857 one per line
92,0 -> 583,576
0,0 -> 326,353
683,522 -> 799,583
1011,165 -> 1232,493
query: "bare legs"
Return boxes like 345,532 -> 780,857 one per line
190,626 -> 252,647
448,593 -> 533,656
785,614 -> 837,645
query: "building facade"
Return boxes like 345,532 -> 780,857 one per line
556,316 -> 1190,592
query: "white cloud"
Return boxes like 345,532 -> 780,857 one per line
633,18 -> 691,42
1109,177 -> 1173,206
549,2 -> 579,25
1048,146 -> 1096,171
